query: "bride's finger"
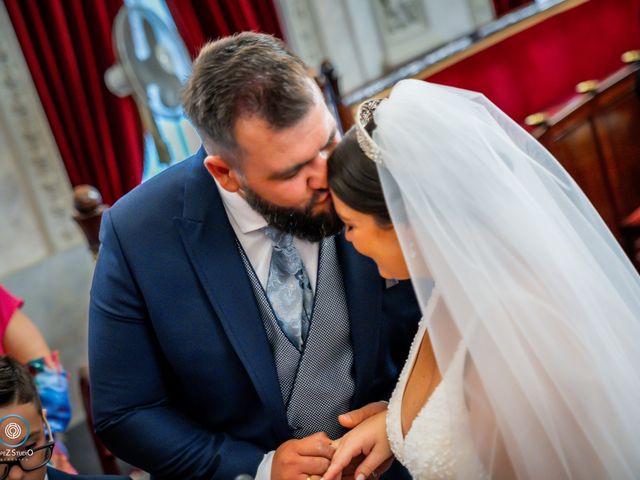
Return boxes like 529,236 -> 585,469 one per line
321,461 -> 345,480
354,446 -> 392,480
319,471 -> 341,480
321,445 -> 354,480
338,401 -> 388,429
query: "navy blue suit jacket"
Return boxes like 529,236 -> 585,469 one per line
89,148 -> 421,479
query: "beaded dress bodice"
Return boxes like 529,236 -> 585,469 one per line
386,289 -> 489,479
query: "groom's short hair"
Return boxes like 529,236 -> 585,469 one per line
182,32 -> 316,163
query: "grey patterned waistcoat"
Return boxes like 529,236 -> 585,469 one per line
237,236 -> 355,440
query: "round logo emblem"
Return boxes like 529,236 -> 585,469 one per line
0,415 -> 30,448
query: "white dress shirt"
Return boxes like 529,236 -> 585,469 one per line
216,181 -> 320,479
216,182 -> 319,291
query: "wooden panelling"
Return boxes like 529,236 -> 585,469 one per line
541,120 -> 620,235
533,65 -> 640,256
592,71 -> 640,219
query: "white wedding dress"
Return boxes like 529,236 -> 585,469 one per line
352,80 -> 640,478
386,289 -> 489,479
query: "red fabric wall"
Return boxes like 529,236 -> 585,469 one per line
428,0 -> 640,123
166,0 -> 283,58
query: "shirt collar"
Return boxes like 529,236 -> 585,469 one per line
215,181 -> 267,234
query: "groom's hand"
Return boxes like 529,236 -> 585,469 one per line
271,432 -> 334,480
338,401 -> 388,429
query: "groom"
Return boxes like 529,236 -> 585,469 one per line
89,32 -> 420,480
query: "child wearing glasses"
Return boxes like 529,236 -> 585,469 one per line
0,355 -> 129,480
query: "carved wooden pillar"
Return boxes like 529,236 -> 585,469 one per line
320,60 -> 354,132
72,185 -> 108,257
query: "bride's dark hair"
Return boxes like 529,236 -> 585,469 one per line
328,123 -> 391,227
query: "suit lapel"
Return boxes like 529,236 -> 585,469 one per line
174,149 -> 290,442
335,233 -> 385,408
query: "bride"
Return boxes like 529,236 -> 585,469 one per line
322,80 -> 640,479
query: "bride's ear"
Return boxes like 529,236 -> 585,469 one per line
204,155 -> 242,192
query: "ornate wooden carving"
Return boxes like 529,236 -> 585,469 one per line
319,60 -> 354,133
72,185 -> 108,256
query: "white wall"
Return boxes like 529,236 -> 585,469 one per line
276,0 -> 496,93
0,1 -> 82,279
0,0 -> 91,428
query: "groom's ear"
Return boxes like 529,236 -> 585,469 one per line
204,155 -> 242,193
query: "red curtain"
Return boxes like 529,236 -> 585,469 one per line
493,0 -> 532,17
5,0 -> 144,206
166,0 -> 283,58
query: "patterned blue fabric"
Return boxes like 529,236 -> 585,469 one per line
30,365 -> 72,433
264,226 -> 314,350
240,235 -> 355,440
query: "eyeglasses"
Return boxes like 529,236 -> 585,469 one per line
0,409 -> 55,480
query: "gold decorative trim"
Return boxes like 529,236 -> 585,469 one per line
524,112 -> 548,127
622,50 -> 640,64
575,80 -> 599,94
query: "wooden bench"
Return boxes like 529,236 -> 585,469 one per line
527,56 -> 640,243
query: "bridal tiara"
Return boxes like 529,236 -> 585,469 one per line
355,98 -> 385,165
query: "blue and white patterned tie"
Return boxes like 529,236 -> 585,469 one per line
264,226 -> 314,351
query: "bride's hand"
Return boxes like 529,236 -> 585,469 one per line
338,401 -> 388,430
322,411 -> 393,480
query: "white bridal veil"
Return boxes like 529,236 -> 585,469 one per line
364,80 -> 640,478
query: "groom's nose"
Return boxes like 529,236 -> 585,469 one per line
307,152 -> 329,191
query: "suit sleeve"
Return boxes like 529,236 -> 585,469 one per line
89,209 -> 265,479
372,280 -> 422,400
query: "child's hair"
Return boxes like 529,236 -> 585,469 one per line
0,355 -> 41,411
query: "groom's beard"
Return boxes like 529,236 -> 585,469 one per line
243,186 -> 343,242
